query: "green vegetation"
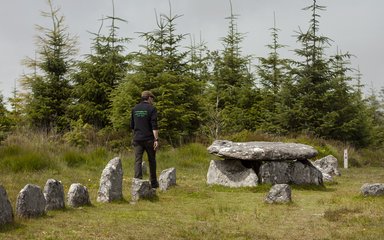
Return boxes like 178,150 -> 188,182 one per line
0,0 -> 382,150
0,1 -> 383,238
0,133 -> 383,240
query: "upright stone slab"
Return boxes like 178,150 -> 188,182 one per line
159,167 -> 176,191
44,179 -> 65,210
259,161 -> 291,184
265,184 -> 292,204
0,185 -> 13,225
207,160 -> 258,187
208,140 -> 318,161
312,155 -> 341,177
361,183 -> 384,197
260,160 -> 323,186
291,160 -> 323,185
97,157 -> 123,202
16,184 -> 46,218
131,178 -> 156,202
67,183 -> 91,208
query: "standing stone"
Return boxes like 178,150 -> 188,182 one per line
97,157 -> 123,202
260,160 -> 323,186
16,184 -> 46,218
207,160 -> 258,187
265,184 -> 292,204
0,185 -> 13,225
312,155 -> 341,177
291,160 -> 323,185
44,179 -> 65,211
159,167 -> 176,191
131,178 -> 156,202
360,183 -> 384,197
67,183 -> 91,208
259,161 -> 291,184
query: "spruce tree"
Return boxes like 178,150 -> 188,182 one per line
206,2 -> 258,137
21,0 -> 77,132
287,0 -> 332,134
0,94 -> 12,140
111,5 -> 202,145
257,13 -> 290,134
70,2 -> 130,129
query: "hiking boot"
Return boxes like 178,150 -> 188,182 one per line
151,181 -> 159,189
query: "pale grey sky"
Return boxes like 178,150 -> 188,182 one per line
1,0 -> 383,105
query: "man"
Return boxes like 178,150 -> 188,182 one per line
130,90 -> 159,188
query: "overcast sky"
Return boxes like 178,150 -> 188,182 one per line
1,0 -> 383,105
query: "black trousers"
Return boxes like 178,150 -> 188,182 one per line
133,140 -> 158,185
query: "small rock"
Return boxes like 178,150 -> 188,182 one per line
131,178 -> 156,202
265,184 -> 292,204
361,183 -> 384,197
0,185 -> 13,225
44,179 -> 65,210
16,184 -> 46,218
67,183 -> 91,208
159,167 -> 176,191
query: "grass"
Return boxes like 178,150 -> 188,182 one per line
0,133 -> 384,239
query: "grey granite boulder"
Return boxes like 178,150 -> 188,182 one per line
16,184 -> 46,218
207,159 -> 258,187
360,183 -> 384,197
265,184 -> 292,204
97,157 -> 123,202
67,183 -> 91,208
159,167 -> 176,191
260,160 -> 323,186
312,155 -> 341,177
0,185 -> 13,225
131,178 -> 156,202
44,179 -> 65,210
208,140 -> 318,161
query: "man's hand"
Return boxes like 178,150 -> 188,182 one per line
154,140 -> 159,151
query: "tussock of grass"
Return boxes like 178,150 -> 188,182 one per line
0,145 -> 55,172
324,207 -> 362,222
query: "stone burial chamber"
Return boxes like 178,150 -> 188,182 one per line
207,140 -> 324,187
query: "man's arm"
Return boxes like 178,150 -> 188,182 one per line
153,129 -> 159,150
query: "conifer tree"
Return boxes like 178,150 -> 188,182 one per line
206,2 -> 258,137
257,13 -> 290,134
21,0 -> 77,132
0,93 -> 12,140
70,2 -> 130,129
111,5 -> 202,145
286,0 -> 332,133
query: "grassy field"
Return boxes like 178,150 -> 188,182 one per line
0,142 -> 384,240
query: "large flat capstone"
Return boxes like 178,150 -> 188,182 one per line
208,140 -> 318,161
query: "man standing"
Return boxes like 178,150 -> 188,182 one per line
130,90 -> 159,188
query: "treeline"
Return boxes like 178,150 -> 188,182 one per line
1,0 -> 384,148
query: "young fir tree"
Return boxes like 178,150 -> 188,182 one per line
7,83 -> 24,127
207,2 -> 258,137
70,3 -> 130,129
257,13 -> 290,134
0,94 -> 12,141
21,0 -> 77,132
111,5 -> 202,145
319,50 -> 371,146
365,86 -> 384,148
